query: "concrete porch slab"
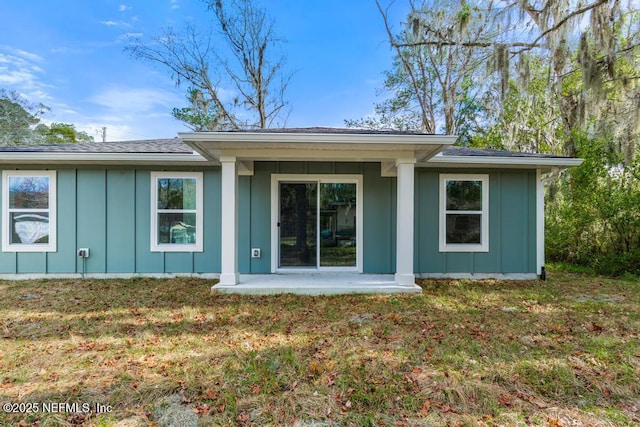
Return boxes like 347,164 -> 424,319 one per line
211,273 -> 423,295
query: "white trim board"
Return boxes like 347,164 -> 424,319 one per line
439,174 -> 489,253
150,171 -> 204,252
2,170 -> 57,253
0,272 -> 220,281
417,272 -> 538,280
421,155 -> 583,170
0,153 -> 210,165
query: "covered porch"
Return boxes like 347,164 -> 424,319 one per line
180,128 -> 457,293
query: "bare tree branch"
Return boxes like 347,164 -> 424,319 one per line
126,0 -> 290,130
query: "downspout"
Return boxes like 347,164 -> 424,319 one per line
537,167 -> 560,281
536,169 -> 545,280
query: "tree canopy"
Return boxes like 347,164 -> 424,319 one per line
0,89 -> 93,146
352,0 -> 640,275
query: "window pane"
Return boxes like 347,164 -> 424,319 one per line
158,213 -> 197,244
446,180 -> 482,211
446,214 -> 481,244
11,212 -> 49,244
9,176 -> 49,209
319,183 -> 357,267
157,178 -> 196,210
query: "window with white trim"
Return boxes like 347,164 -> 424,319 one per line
2,170 -> 57,252
439,174 -> 489,252
150,172 -> 203,252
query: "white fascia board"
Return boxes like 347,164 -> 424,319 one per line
186,144 -> 451,163
419,155 -> 583,169
180,131 -> 458,146
0,152 -> 211,165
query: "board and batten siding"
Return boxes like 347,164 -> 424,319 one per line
0,167 -> 221,275
414,168 -> 538,274
238,161 -> 397,274
0,163 -> 539,277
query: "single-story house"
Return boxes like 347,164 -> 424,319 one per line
0,128 -> 582,293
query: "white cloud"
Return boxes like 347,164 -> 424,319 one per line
98,20 -> 131,28
0,49 -> 52,102
49,46 -> 85,54
170,0 -> 180,9
120,32 -> 144,40
6,48 -> 44,63
119,4 -> 131,12
89,86 -> 181,116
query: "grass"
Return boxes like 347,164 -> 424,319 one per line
0,270 -> 639,426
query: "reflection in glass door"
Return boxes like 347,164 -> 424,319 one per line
279,183 -> 317,267
319,183 -> 356,267
278,180 -> 357,269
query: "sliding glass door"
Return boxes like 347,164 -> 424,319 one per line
277,178 -> 359,270
279,182 -> 317,267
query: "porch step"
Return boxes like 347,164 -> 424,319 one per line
211,274 -> 423,296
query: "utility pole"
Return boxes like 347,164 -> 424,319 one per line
101,127 -> 107,142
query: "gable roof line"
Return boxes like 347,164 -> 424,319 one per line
0,131 -> 583,168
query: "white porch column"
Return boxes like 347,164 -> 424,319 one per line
219,156 -> 239,285
536,169 -> 545,278
395,159 -> 416,286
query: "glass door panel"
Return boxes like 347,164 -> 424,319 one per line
279,182 -> 317,267
319,183 -> 357,267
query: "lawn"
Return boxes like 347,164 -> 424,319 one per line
0,270 -> 639,426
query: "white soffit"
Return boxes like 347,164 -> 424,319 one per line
180,131 -> 458,162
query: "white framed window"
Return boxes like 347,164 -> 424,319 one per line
2,170 -> 57,252
439,174 -> 489,252
150,172 -> 203,252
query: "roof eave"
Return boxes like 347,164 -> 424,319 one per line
179,131 -> 457,145
419,155 -> 584,170
181,132 -> 458,162
0,152 -> 211,165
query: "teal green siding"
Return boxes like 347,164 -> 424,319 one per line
248,164 -> 272,273
134,170 -> 163,273
47,169 -> 77,273
0,167 -> 221,275
415,169 -> 537,274
238,176 -> 252,273
77,170 -> 107,273
106,170 -> 135,272
0,163 -> 538,277
193,169 -> 221,273
363,163 -> 396,273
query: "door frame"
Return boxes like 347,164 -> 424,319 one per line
270,174 -> 363,273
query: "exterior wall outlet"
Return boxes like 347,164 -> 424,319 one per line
251,248 -> 261,258
77,248 -> 90,258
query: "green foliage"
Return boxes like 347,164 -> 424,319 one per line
172,88 -> 225,131
0,90 -> 48,146
546,133 -> 640,276
34,122 -> 94,144
0,90 -> 93,145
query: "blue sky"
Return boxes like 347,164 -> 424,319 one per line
0,0 -> 409,141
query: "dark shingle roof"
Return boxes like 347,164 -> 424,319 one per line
222,127 -> 434,136
441,146 -> 571,159
0,133 -> 574,160
0,138 -> 191,154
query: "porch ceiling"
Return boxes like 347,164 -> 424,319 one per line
180,131 -> 457,164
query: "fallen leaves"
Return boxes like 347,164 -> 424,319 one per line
0,273 -> 638,426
